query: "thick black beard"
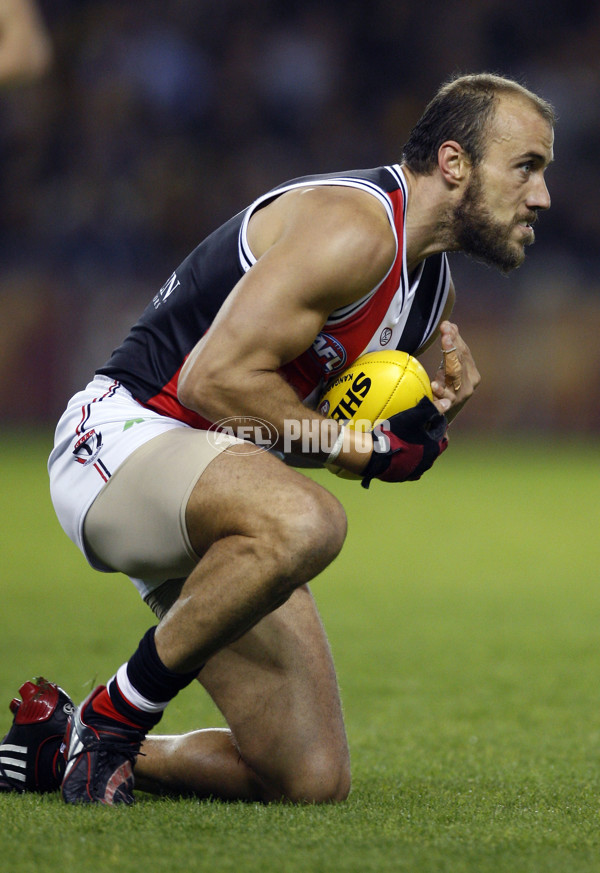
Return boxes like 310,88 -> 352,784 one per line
453,172 -> 525,274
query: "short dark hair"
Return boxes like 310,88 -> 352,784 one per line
402,73 -> 556,175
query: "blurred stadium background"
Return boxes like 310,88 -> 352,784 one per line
2,0 -> 599,435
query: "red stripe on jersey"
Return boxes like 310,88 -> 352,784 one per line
144,363 -> 214,429
281,188 -> 406,400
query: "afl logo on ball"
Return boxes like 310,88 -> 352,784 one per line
379,327 -> 393,346
311,333 -> 347,375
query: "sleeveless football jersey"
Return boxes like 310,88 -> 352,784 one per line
97,165 -> 451,428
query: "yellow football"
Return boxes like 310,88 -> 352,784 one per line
317,350 -> 433,479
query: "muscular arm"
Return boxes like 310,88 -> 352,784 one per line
178,186 -> 396,474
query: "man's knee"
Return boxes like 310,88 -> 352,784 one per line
275,746 -> 352,804
265,484 -> 347,592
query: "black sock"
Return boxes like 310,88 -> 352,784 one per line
100,627 -> 201,731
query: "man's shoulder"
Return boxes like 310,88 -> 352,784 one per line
264,165 -> 404,202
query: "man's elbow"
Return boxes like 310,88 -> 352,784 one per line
177,358 -> 231,421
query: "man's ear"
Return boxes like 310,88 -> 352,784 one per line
438,141 -> 471,187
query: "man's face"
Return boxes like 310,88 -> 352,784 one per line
454,96 -> 554,273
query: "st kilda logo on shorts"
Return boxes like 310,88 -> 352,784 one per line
72,429 -> 111,481
319,371 -> 371,421
73,429 -> 103,465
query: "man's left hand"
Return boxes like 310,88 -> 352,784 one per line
430,321 -> 480,422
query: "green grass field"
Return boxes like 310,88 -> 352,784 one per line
1,430 -> 599,873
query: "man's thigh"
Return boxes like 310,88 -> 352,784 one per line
83,426 -> 239,591
197,584 -> 351,801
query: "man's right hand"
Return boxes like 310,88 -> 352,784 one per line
360,397 -> 448,488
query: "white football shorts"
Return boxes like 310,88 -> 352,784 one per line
48,374 -> 240,600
